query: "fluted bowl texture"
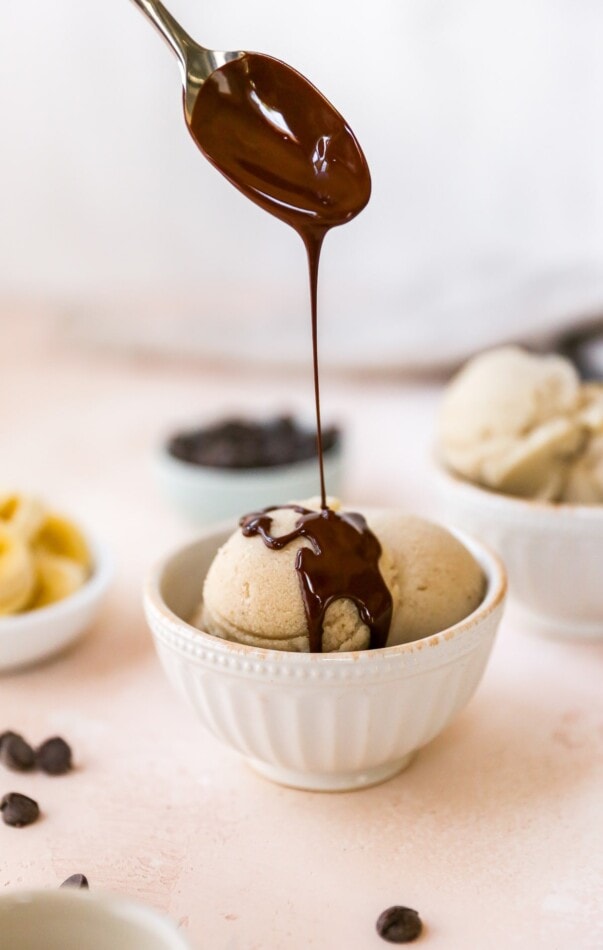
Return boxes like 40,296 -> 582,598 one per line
435,464 -> 603,639
143,522 -> 506,791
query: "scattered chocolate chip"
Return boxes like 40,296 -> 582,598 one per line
1,792 -> 40,827
167,415 -> 340,470
60,874 -> 89,890
0,733 -> 35,772
376,907 -> 423,943
36,737 -> 72,776
0,730 -> 19,749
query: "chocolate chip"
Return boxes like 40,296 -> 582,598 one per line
60,874 -> 89,889
0,730 -> 18,749
1,792 -> 40,827
0,733 -> 35,771
376,907 -> 423,943
36,737 -> 72,775
167,416 -> 340,470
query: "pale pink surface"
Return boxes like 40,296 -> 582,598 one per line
1,310 -> 602,948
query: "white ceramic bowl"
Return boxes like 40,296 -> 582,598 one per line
153,440 -> 343,526
435,464 -> 603,638
0,536 -> 112,672
0,890 -> 189,950
143,523 -> 506,792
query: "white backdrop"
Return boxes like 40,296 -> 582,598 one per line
1,1 -> 602,369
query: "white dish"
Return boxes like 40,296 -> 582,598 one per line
143,521 -> 506,792
0,890 -> 190,950
154,440 -> 343,526
0,536 -> 112,672
434,463 -> 603,638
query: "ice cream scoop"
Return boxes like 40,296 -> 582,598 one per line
198,501 -> 397,652
368,513 -> 486,644
196,502 -> 485,651
563,434 -> 603,503
439,347 -> 589,500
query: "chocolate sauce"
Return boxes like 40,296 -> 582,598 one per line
190,53 -> 389,651
188,54 -> 371,234
188,52 -> 371,508
241,506 -> 392,652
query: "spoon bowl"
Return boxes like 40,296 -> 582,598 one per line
129,0 -> 370,227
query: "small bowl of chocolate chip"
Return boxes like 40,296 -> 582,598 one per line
154,415 -> 343,525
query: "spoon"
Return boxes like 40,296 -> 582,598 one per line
129,0 -> 371,513
129,0 -> 244,123
128,0 -> 371,231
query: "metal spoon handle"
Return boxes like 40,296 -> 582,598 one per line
129,0 -> 245,121
129,0 -> 199,72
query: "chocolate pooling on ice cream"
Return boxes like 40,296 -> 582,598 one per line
241,506 -> 392,653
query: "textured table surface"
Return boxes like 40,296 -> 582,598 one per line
1,311 -> 602,949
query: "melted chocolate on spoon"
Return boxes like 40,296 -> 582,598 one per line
190,53 -> 390,651
241,506 -> 392,652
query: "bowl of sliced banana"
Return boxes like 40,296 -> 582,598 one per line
0,493 -> 112,672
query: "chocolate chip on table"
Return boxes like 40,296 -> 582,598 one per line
0,733 -> 35,771
0,730 -> 25,752
376,906 -> 423,943
1,792 -> 40,827
36,737 -> 72,775
60,874 -> 89,889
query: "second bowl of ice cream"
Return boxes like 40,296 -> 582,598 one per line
143,504 -> 506,791
435,346 -> 603,637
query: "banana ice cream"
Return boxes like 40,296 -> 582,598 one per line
194,500 -> 485,651
370,511 -> 486,643
0,494 -> 91,615
439,346 -> 603,503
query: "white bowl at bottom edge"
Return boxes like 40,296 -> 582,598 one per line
0,890 -> 190,950
143,522 -> 506,792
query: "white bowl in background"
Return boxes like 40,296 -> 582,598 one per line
0,890 -> 189,950
143,522 -> 506,792
0,536 -> 112,672
435,464 -> 603,638
153,440 -> 343,526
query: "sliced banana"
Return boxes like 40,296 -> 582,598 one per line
0,493 -> 46,542
0,495 -> 92,615
29,552 -> 88,610
33,514 -> 91,570
0,526 -> 36,615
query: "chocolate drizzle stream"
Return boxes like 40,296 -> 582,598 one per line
188,52 -> 371,510
191,53 -> 388,650
241,506 -> 392,653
